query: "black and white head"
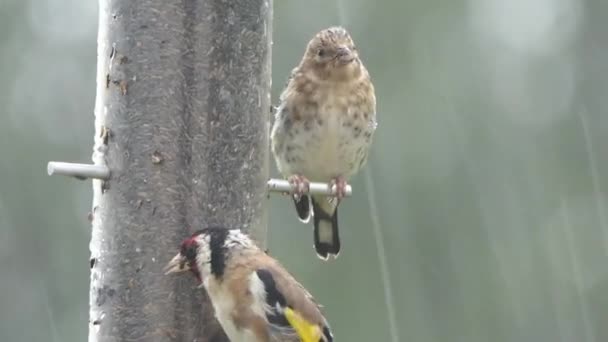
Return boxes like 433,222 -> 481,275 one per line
164,227 -> 256,283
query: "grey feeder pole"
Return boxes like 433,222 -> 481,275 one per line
49,0 -> 273,340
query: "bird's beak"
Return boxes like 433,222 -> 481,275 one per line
335,46 -> 354,64
164,253 -> 189,275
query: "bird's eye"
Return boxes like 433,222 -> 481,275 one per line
184,244 -> 197,261
317,49 -> 326,57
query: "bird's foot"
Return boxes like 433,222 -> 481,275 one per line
329,176 -> 348,201
288,174 -> 310,200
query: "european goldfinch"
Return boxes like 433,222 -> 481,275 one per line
164,227 -> 334,342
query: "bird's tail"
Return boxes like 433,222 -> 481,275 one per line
311,196 -> 340,260
292,195 -> 312,223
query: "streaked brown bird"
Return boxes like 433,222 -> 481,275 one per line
270,26 -> 377,260
165,227 -> 334,342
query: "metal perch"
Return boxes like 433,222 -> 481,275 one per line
46,163 -> 349,198
266,178 -> 352,197
47,161 -> 110,180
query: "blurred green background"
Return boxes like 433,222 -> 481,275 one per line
2,0 -> 608,341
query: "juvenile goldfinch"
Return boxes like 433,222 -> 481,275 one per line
270,26 -> 377,260
164,227 -> 334,342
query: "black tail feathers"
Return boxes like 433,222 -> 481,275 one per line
292,195 -> 311,223
311,197 -> 340,260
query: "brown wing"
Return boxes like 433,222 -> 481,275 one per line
255,253 -> 330,330
223,250 -> 333,341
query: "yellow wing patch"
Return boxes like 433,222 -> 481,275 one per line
284,307 -> 322,342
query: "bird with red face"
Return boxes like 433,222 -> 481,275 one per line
165,227 -> 334,342
271,27 -> 377,260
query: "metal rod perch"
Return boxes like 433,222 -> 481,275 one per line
47,161 -> 110,180
267,178 -> 352,197
46,163 -> 350,198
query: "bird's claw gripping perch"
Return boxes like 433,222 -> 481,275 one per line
288,174 -> 311,200
329,176 -> 348,200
